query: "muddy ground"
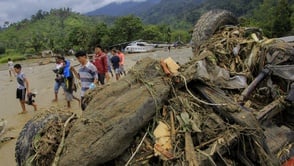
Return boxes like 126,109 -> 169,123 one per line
0,47 -> 192,165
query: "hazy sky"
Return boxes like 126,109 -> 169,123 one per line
0,0 -> 145,26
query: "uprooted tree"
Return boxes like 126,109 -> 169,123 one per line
15,10 -> 294,166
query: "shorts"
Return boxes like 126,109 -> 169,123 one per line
9,66 -> 14,71
54,82 -> 65,93
114,68 -> 121,74
16,88 -> 26,101
64,91 -> 73,101
108,66 -> 112,72
81,87 -> 89,98
120,65 -> 125,72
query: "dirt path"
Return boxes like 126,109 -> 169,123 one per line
0,47 -> 192,165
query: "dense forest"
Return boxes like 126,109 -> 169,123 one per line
0,0 -> 293,61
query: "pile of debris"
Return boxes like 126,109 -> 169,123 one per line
111,22 -> 294,165
15,107 -> 76,166
15,10 -> 293,166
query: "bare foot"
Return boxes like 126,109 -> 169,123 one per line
52,99 -> 57,102
18,111 -> 27,115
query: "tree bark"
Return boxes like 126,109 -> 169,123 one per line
58,58 -> 171,166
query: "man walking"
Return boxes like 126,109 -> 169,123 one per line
111,49 -> 121,80
52,56 -> 65,102
75,51 -> 98,110
93,45 -> 108,85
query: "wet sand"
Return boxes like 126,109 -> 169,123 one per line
0,47 -> 192,165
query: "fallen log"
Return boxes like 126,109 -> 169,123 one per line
58,58 -> 171,165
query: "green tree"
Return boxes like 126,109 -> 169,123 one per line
157,24 -> 172,42
3,21 -> 9,28
171,30 -> 190,43
68,26 -> 91,51
250,0 -> 277,37
28,31 -> 45,53
0,42 -> 5,54
89,23 -> 109,48
140,25 -> 162,41
167,27 -> 171,43
272,0 -> 292,37
110,15 -> 144,44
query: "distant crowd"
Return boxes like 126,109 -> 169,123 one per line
9,45 -> 128,114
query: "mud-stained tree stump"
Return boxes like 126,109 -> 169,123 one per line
58,58 -> 171,165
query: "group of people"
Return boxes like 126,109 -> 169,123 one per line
10,45 -> 127,114
53,45 -> 127,111
92,45 -> 126,84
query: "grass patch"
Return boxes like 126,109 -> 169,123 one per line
0,52 -> 26,64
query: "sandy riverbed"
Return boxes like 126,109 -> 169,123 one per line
0,47 -> 193,165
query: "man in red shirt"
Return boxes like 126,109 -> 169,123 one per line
93,45 -> 108,85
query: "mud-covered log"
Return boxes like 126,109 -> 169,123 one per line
58,58 -> 171,165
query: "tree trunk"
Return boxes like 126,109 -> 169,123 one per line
58,57 -> 171,166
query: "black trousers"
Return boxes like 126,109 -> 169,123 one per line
98,73 -> 105,85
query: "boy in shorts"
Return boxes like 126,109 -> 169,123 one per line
8,58 -> 15,81
14,64 -> 37,114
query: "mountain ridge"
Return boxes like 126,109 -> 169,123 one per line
86,0 -> 160,16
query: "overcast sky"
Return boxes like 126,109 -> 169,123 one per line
0,0 -> 145,26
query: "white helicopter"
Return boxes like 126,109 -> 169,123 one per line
124,41 -> 156,53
